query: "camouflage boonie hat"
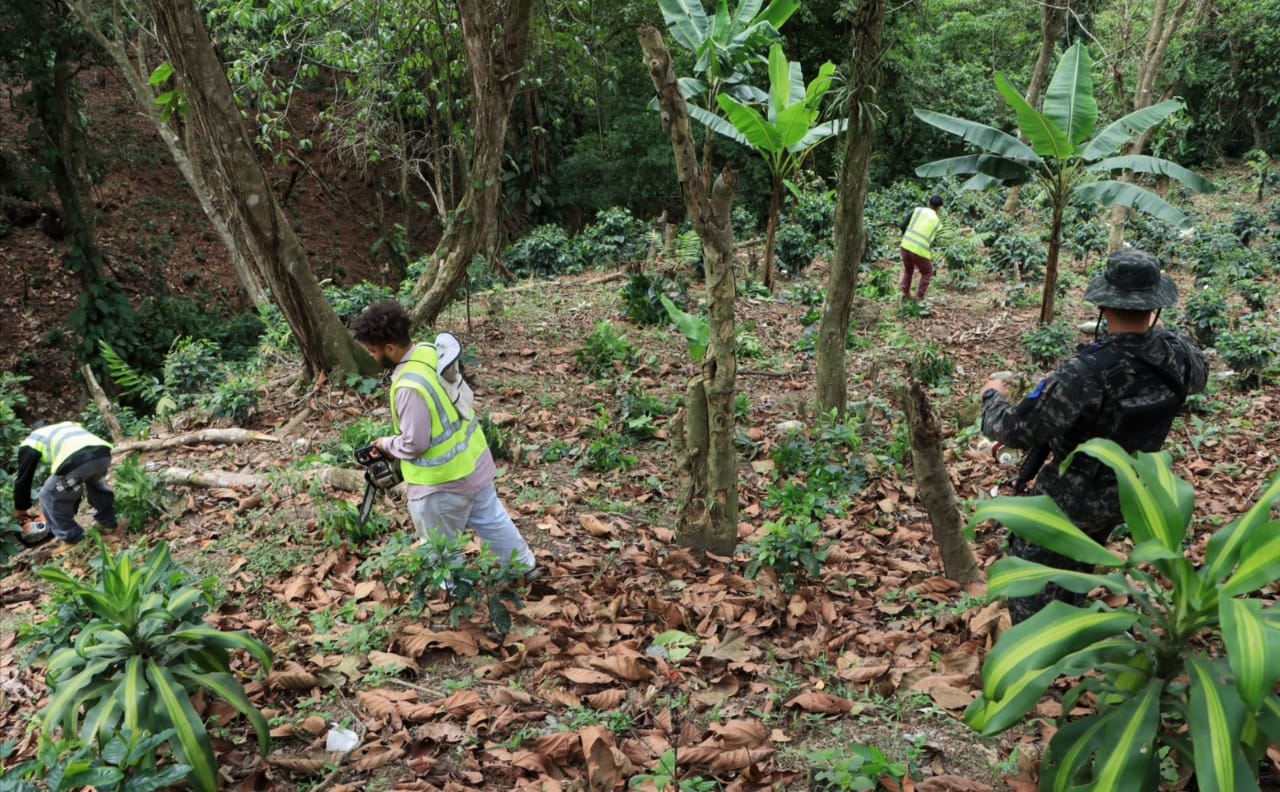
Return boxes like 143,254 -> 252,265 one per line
1084,249 -> 1178,310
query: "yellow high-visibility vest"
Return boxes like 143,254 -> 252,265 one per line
21,422 -> 110,472
390,343 -> 487,485
901,207 -> 941,260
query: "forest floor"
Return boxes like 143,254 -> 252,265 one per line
3,64 -> 1280,792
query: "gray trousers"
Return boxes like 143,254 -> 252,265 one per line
40,454 -> 116,543
407,483 -> 535,571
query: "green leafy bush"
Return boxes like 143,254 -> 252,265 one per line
575,321 -> 637,378
989,230 -> 1047,277
201,375 -> 261,424
620,273 -> 675,327
628,749 -> 716,791
480,414 -> 514,461
112,455 -> 167,532
584,434 -> 638,473
808,745 -> 910,791
0,728 -> 193,792
506,224 -> 577,277
1179,286 -> 1229,347
1237,279 -> 1272,313
1216,320 -> 1278,389
1022,320 -> 1077,367
162,337 -> 223,408
743,519 -> 830,592
324,280 -> 396,324
908,342 -> 955,387
317,497 -> 392,545
966,439 -> 1280,792
575,207 -> 651,268
773,222 -> 820,275
340,417 -> 393,456
787,187 -> 836,247
31,540 -> 271,792
0,372 -> 31,460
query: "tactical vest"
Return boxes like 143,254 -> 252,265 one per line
1057,342 -> 1188,473
20,422 -> 111,474
900,207 -> 941,260
390,343 -> 487,486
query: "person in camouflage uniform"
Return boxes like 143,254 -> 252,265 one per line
979,249 -> 1208,623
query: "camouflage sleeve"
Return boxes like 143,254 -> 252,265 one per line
1177,332 -> 1209,395
981,358 -> 1102,450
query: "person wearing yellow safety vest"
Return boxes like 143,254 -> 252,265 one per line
13,421 -> 117,545
351,301 -> 538,580
899,194 -> 944,302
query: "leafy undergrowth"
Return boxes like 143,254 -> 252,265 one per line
4,192 -> 1280,790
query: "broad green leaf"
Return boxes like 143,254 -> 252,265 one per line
173,667 -> 271,755
774,102 -> 814,150
995,72 -> 1071,159
79,686 -> 123,744
1082,99 -> 1185,160
1087,155 -> 1216,193
751,0 -> 799,31
795,118 -> 847,152
147,662 -> 219,792
1205,470 -> 1280,582
980,601 -> 1136,702
1131,449 -> 1195,527
913,109 -> 1039,161
661,295 -> 709,362
914,154 -> 1034,183
1220,598 -> 1280,710
716,94 -> 781,151
960,173 -> 1007,190
1255,694 -> 1280,747
1072,180 -> 1191,229
168,626 -> 272,672
987,556 -> 1132,599
964,664 -> 1059,736
1069,440 -> 1182,551
766,44 -> 790,116
973,495 -> 1124,567
1187,655 -> 1258,792
1043,42 -> 1097,146
120,655 -> 147,731
688,103 -> 748,145
803,61 -> 838,109
1041,711 -> 1113,792
1089,678 -> 1162,791
40,658 -> 114,735
1221,525 -> 1280,597
658,0 -> 710,54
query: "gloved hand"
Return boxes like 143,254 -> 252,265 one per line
13,509 -> 31,523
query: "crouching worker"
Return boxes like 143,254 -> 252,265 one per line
14,421 -> 117,545
351,301 -> 539,580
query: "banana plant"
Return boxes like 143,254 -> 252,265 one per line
966,439 -> 1280,791
913,41 -> 1214,324
700,43 -> 847,289
35,538 -> 271,792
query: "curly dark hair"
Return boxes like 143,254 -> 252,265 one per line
351,301 -> 412,346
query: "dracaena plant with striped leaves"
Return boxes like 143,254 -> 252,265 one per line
966,438 -> 1280,792
33,537 -> 272,792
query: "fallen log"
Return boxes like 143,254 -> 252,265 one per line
155,466 -> 369,494
113,429 -> 280,455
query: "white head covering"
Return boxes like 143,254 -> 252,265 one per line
434,333 -> 475,419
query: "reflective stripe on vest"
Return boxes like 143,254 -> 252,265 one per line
900,207 -> 940,260
20,422 -> 110,472
390,344 -> 487,485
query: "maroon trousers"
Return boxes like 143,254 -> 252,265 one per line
900,248 -> 933,300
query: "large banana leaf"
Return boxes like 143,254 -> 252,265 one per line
746,0 -> 798,30
717,94 -> 781,151
1204,470 -> 1280,583
1220,598 -> 1280,710
995,72 -> 1071,160
803,61 -> 838,109
1081,99 -> 1186,161
774,102 -> 816,150
795,118 -> 847,152
912,109 -> 1039,161
987,556 -> 1132,600
961,172 -> 1006,190
915,154 -> 1034,182
1187,655 -> 1258,792
1088,155 -> 1217,193
972,495 -> 1125,567
1042,42 -> 1097,147
658,0 -> 709,55
1072,180 -> 1192,229
1087,678 -> 1162,791
766,44 -> 792,121
689,103 -> 749,145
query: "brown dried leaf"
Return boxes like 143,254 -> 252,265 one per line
535,731 -> 582,763
559,667 -> 615,686
399,628 -> 480,658
266,754 -> 329,774
690,675 -> 740,711
585,689 -> 627,710
353,746 -> 407,771
358,690 -> 398,718
437,690 -> 485,716
590,654 -> 653,682
581,725 -> 626,790
678,745 -> 775,770
579,513 -> 613,537
708,719 -> 767,748
698,628 -> 755,663
783,693 -> 858,715
368,651 -> 417,672
915,776 -> 993,792
269,662 -> 320,691
300,715 -> 328,735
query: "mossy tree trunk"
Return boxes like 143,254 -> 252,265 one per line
901,380 -> 980,585
409,0 -> 535,329
639,26 -> 739,555
817,0 -> 885,415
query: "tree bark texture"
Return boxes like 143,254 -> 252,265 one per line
80,364 -> 125,443
409,0 -> 535,329
66,0 -> 269,308
1105,0 -> 1202,251
155,466 -> 367,494
639,26 -> 739,555
140,0 -> 376,380
817,0 -> 884,415
112,428 -> 280,456
901,381 -> 980,585
1003,0 -> 1069,215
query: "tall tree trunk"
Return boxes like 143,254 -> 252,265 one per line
1105,0 -> 1202,251
762,176 -> 780,290
901,381 -> 979,585
816,0 -> 885,415
1004,0 -> 1070,214
1039,195 -> 1067,325
409,0 -> 535,329
67,0 -> 270,309
639,26 -> 739,555
136,0 -> 375,379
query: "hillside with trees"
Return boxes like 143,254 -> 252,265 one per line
3,1 -> 1280,790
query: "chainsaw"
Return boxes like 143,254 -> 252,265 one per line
17,512 -> 52,546
354,444 -> 402,528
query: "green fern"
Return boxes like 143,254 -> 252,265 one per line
675,230 -> 702,266
98,340 -> 178,418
